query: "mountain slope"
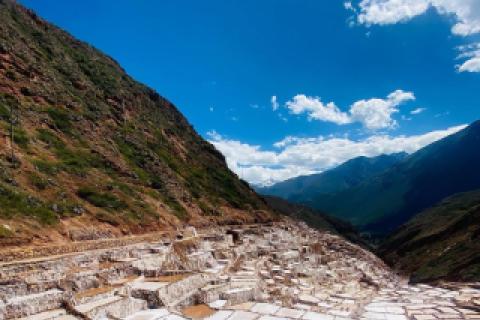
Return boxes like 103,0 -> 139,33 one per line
307,122 -> 480,234
379,190 -> 480,282
258,153 -> 407,201
0,0 -> 272,246
263,195 -> 369,248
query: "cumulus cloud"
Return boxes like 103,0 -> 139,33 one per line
353,0 -> 480,36
271,96 -> 279,111
286,95 -> 352,124
350,90 -> 415,130
285,90 -> 415,130
356,0 -> 430,26
208,124 -> 466,186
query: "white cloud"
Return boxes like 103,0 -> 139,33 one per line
206,130 -> 222,141
355,0 -> 431,26
457,43 -> 480,72
285,89 -> 415,130
459,56 -> 480,72
208,124 -> 467,186
410,107 -> 427,115
350,0 -> 480,72
271,95 -> 279,111
353,0 -> 480,36
286,95 -> 352,124
387,90 -> 415,104
350,90 -> 415,130
344,2 -> 353,10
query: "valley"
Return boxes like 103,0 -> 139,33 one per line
2,222 -> 480,320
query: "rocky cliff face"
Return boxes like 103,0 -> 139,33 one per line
0,0 -> 272,246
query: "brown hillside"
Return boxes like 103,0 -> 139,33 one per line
0,0 -> 273,247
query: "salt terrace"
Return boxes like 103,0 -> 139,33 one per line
1,222 -> 479,320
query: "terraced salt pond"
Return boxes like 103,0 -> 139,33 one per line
1,222 -> 479,319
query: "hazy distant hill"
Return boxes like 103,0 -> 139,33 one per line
258,153 -> 407,201
379,190 -> 480,282
263,195 -> 369,248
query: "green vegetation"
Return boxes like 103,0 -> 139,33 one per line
47,107 -> 72,133
37,128 -> 65,148
77,187 -> 127,210
110,181 -> 136,197
32,158 -> 60,175
380,190 -> 480,282
13,127 -> 29,149
115,138 -> 151,183
95,211 -> 120,226
51,199 -> 84,218
164,196 -> 188,220
0,93 -> 18,121
0,102 -> 9,119
28,172 -> 48,190
0,182 -> 57,225
0,224 -> 14,238
150,177 -> 188,220
37,129 -> 107,174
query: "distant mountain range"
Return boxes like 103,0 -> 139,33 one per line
260,121 -> 480,235
258,152 -> 407,202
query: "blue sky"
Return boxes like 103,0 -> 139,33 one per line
20,0 -> 480,185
